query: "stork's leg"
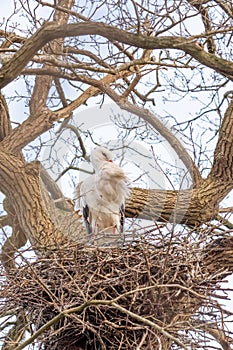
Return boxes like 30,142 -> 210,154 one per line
93,223 -> 98,246
113,225 -> 118,234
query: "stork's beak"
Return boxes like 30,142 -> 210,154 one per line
108,159 -> 113,163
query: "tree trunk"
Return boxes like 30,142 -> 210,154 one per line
0,149 -> 69,248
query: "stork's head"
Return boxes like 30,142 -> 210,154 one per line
90,146 -> 113,171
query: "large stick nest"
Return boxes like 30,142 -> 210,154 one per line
1,233 -> 232,350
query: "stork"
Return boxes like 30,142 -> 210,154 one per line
75,146 -> 129,238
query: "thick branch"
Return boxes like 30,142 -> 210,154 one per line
197,320 -> 232,350
125,184 -> 219,227
30,0 -> 74,116
1,229 -> 27,272
0,215 -> 10,228
0,93 -> 12,141
0,59 -> 141,153
208,99 -> 233,200
214,0 -> 233,18
192,99 -> 233,202
0,21 -> 233,88
203,236 -> 233,274
188,0 -> 216,53
40,166 -> 74,212
0,107 -> 55,154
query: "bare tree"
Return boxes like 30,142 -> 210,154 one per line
0,0 -> 233,349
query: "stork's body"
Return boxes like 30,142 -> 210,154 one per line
77,146 -> 129,236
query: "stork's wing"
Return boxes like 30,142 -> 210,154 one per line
75,163 -> 129,236
78,175 -> 96,235
83,204 -> 92,235
120,204 -> 125,233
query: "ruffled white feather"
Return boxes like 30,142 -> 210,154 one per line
75,146 -> 130,235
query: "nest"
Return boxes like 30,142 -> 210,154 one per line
1,234 -> 231,350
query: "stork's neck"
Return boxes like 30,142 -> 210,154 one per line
93,159 -> 113,172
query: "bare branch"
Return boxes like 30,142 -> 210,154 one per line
0,215 -> 10,228
94,83 -> 202,185
30,0 -> 75,115
209,99 -> 233,187
1,21 -> 233,89
14,298 -> 188,350
0,93 -> 12,141
197,320 -> 233,350
188,1 -> 216,53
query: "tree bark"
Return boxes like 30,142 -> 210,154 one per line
125,184 -> 219,227
0,93 -> 11,140
0,150 -> 67,248
1,21 -> 233,89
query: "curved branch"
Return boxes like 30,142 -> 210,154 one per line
40,166 -> 74,212
207,99 -> 233,200
95,83 -> 202,185
0,21 -> 233,89
197,320 -> 232,350
188,0 -> 216,53
0,59 -> 142,153
210,98 -> 233,180
0,215 -> 10,228
0,198 -> 27,271
1,230 -> 27,272
0,93 -> 12,141
63,124 -> 88,159
30,0 -> 74,115
214,0 -> 233,18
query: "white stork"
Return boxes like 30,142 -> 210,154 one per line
76,146 -> 129,237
